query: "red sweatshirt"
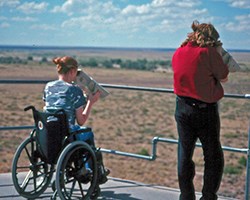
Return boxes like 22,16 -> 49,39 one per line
172,42 -> 229,103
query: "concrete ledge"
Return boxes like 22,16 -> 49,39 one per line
0,173 -> 237,200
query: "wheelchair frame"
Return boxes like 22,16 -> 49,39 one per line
11,106 -> 101,200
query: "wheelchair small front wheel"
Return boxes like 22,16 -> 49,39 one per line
56,141 -> 98,200
11,136 -> 54,199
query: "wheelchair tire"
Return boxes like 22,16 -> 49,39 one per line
55,141 -> 98,200
11,136 -> 54,199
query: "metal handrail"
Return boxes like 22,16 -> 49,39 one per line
0,79 -> 249,199
0,79 -> 249,99
0,125 -> 34,131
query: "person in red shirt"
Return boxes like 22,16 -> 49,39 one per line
172,21 -> 229,200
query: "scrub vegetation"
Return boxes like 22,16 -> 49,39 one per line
0,48 -> 249,199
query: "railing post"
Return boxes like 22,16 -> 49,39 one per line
245,122 -> 250,200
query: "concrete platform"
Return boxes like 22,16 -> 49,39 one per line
0,173 -> 237,200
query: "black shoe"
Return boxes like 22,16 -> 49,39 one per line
104,168 -> 110,176
98,168 -> 110,184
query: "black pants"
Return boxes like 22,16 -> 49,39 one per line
175,96 -> 224,200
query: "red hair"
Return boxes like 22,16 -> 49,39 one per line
53,56 -> 78,74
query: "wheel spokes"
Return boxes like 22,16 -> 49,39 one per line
56,142 -> 98,199
20,170 -> 32,191
78,180 -> 85,198
12,137 -> 54,199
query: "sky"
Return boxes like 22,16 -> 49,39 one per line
0,0 -> 250,50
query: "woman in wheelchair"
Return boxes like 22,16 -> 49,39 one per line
43,56 -> 109,189
11,56 -> 109,200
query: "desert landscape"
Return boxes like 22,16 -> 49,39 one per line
0,46 -> 249,199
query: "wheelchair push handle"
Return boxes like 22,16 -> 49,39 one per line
24,105 -> 36,112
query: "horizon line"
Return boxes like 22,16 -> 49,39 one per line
0,44 -> 249,52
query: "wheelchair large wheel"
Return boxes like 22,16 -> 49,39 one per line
56,141 -> 98,200
12,136 -> 54,199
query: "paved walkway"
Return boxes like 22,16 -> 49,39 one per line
0,173 -> 237,200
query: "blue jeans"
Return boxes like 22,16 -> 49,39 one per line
175,96 -> 224,200
71,126 -> 95,169
70,125 -> 95,146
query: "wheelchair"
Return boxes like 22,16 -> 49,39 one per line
12,105 -> 106,199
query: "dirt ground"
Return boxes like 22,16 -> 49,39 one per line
0,49 -> 250,199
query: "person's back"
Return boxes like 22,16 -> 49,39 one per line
172,42 -> 228,103
44,79 -> 86,131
